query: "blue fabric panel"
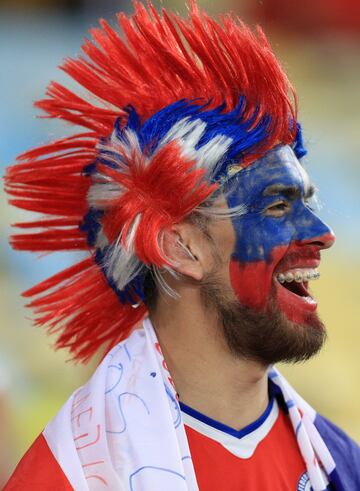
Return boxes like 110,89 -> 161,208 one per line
314,413 -> 360,491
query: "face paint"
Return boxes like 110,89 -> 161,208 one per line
224,145 -> 335,325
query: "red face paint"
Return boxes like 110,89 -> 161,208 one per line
225,146 -> 335,324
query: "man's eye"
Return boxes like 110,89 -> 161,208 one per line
265,201 -> 289,216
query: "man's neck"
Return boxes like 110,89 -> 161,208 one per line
150,289 -> 269,431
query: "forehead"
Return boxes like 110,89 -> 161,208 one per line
226,145 -> 310,202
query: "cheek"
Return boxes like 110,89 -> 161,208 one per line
228,213 -> 294,310
229,246 -> 288,310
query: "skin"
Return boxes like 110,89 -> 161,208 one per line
150,145 -> 335,430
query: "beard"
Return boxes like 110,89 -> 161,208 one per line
200,271 -> 327,366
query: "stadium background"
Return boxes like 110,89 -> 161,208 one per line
1,0 -> 359,485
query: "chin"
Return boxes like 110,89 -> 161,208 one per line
273,290 -> 326,333
257,300 -> 327,365
201,270 -> 327,366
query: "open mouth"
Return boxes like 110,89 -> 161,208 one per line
281,279 -> 309,297
275,268 -> 319,303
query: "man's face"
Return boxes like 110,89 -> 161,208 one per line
225,145 -> 335,325
201,145 -> 335,365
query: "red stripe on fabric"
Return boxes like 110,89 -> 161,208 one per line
3,434 -> 73,490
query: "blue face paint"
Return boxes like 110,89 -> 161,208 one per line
223,145 -> 335,323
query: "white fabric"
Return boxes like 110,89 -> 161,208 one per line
269,370 -> 335,489
43,318 -> 335,491
182,398 -> 279,459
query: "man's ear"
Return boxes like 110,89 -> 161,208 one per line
162,222 -> 214,281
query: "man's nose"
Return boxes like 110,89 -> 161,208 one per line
298,229 -> 336,250
294,209 -> 336,250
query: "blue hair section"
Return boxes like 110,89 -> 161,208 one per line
80,209 -> 104,247
79,210 -> 145,305
129,98 -> 271,168
97,100 -> 307,180
116,99 -> 306,179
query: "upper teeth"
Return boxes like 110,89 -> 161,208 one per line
277,269 -> 320,284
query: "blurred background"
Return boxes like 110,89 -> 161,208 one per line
1,0 -> 359,485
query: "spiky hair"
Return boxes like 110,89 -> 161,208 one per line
5,1 -> 302,362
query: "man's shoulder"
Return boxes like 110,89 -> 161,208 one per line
314,413 -> 360,459
4,434 -> 73,490
314,413 -> 360,488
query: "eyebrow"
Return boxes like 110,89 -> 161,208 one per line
263,183 -> 316,201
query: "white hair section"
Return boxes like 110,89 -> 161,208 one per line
94,228 -> 109,251
87,181 -> 123,209
91,220 -> 145,293
124,214 -> 141,253
192,134 -> 233,174
196,202 -> 248,219
96,128 -> 145,175
99,214 -> 143,290
160,117 -> 233,175
90,129 -> 145,211
103,241 -> 144,290
122,128 -> 143,160
160,117 -> 206,147
152,266 -> 180,299
109,127 -> 143,160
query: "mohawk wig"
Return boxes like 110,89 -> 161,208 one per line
5,1 -> 305,362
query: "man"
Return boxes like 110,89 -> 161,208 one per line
4,2 -> 360,490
